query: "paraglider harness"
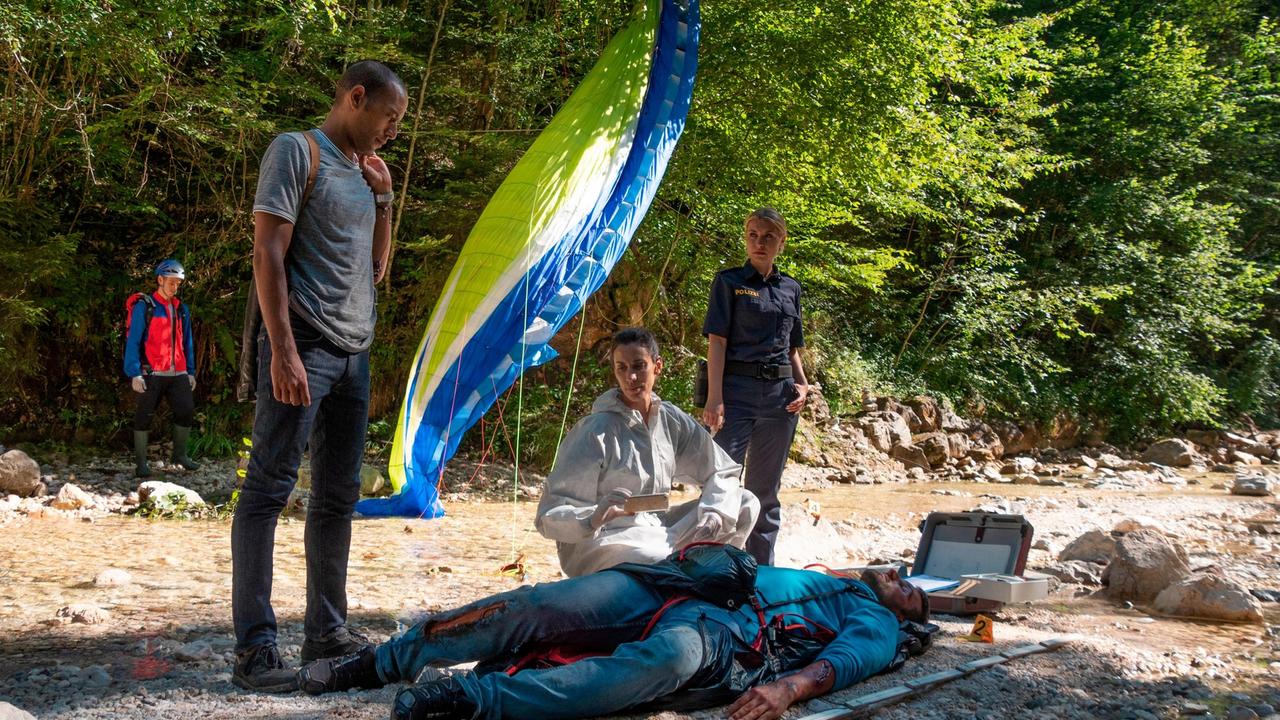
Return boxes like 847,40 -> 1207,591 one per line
236,130 -> 320,403
495,544 -> 938,709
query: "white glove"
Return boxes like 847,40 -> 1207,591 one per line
688,511 -> 724,543
188,375 -> 196,391
590,487 -> 633,530
131,376 -> 146,393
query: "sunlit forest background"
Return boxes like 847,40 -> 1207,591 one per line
2,0 -> 1277,462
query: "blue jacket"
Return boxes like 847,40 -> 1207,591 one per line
124,292 -> 195,378
736,566 -> 900,690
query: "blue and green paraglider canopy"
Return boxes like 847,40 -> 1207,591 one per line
357,0 -> 700,518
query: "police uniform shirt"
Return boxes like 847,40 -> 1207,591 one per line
703,262 -> 804,366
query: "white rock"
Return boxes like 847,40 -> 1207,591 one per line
1231,474 -> 1272,497
1154,573 -> 1264,623
93,568 -> 132,587
1096,453 -> 1126,470
1060,529 -> 1116,564
51,483 -> 95,510
137,481 -> 205,507
54,604 -> 110,625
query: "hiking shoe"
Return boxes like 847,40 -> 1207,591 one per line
301,625 -> 373,663
391,676 -> 478,720
297,646 -> 383,695
231,643 -> 297,693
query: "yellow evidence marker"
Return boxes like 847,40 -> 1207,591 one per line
959,614 -> 995,643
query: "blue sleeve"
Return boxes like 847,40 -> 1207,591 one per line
183,305 -> 196,376
702,273 -> 733,338
123,301 -> 147,378
791,284 -> 804,349
817,605 -> 899,690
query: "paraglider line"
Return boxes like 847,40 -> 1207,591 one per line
549,292 -> 590,471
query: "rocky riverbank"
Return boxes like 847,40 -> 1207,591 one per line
1,435 -> 1278,719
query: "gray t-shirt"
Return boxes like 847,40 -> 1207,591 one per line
253,129 -> 377,353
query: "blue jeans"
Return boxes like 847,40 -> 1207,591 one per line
377,572 -> 733,719
231,335 -> 370,651
714,374 -> 799,566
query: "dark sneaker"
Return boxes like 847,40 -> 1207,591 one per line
232,643 -> 297,693
392,676 -> 478,720
297,646 -> 383,695
301,626 -> 373,663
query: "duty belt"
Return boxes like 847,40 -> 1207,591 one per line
725,360 -> 793,380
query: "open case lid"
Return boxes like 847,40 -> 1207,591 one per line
912,511 -> 1034,581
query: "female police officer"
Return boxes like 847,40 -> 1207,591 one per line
702,208 -> 808,565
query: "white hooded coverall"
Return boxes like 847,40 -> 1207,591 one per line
536,389 -> 760,576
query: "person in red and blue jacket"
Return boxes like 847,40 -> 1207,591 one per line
124,258 -> 199,477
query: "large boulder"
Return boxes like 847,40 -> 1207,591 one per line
0,449 -> 44,497
859,412 -> 912,453
890,444 -> 931,473
1154,573 -> 1264,623
1140,439 -> 1198,467
905,396 -> 941,433
991,421 -> 1041,455
946,433 -> 972,460
938,405 -> 969,432
914,432 -> 951,467
1230,450 -> 1262,466
1103,529 -> 1191,602
1059,530 -> 1117,564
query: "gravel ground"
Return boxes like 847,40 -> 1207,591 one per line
1,452 -> 1278,720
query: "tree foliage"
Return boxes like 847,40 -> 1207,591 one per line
0,0 -> 1275,456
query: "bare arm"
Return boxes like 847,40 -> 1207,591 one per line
253,211 -> 310,406
702,333 -> 727,432
360,154 -> 394,284
372,204 -> 392,283
726,659 -> 835,720
785,346 -> 809,414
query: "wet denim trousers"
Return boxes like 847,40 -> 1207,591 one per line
377,571 -> 745,719
231,335 -> 370,651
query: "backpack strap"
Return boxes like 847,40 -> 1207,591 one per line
135,293 -> 156,374
237,129 -> 320,404
300,129 -> 320,212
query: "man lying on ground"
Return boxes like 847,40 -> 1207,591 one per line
296,545 -> 932,720
535,327 -> 759,576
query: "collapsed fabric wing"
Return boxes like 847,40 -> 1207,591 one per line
357,0 -> 700,517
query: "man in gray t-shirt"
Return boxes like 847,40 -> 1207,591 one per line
231,60 -> 408,693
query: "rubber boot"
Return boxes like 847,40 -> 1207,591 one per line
133,431 -> 152,477
171,425 -> 201,471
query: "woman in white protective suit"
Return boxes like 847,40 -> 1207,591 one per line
536,327 -> 760,577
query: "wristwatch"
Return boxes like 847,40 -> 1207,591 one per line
374,190 -> 394,207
